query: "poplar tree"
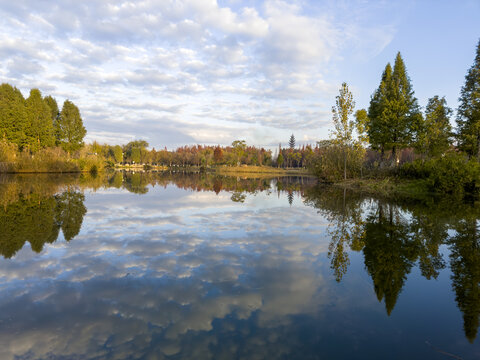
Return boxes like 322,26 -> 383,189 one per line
277,152 -> 284,168
56,100 -> 87,153
457,39 -> 480,159
331,82 -> 355,180
113,145 -> 123,163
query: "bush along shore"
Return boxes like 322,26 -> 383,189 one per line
0,140 -> 103,174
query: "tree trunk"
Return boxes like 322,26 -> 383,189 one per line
392,145 -> 397,167
344,148 -> 347,180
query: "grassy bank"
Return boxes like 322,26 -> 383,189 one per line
333,177 -> 434,200
115,164 -> 169,171
0,149 -> 104,174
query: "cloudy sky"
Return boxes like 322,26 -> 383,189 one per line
1,0 -> 479,149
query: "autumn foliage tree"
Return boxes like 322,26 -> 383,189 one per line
214,146 -> 223,163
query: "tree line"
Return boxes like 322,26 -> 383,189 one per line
90,139 -> 276,168
0,84 -> 86,153
310,39 -> 480,195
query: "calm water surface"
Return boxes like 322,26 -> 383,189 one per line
1,172 -> 480,359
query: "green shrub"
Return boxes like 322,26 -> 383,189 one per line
309,144 -> 365,182
399,152 -> 480,195
76,155 -> 104,174
427,153 -> 480,195
398,159 -> 433,179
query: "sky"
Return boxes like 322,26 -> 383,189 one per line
0,0 -> 479,150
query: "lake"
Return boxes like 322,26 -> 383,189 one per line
0,172 -> 479,359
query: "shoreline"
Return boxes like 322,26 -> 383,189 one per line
1,164 -> 314,176
215,165 -> 313,176
332,177 -> 435,200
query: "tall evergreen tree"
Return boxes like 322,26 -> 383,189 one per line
0,83 -> 27,148
43,95 -> 59,123
457,39 -> 480,159
367,53 -> 422,162
56,100 -> 87,153
289,134 -> 296,149
25,89 -> 55,151
367,63 -> 393,157
416,96 -> 452,157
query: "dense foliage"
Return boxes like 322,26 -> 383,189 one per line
457,40 -> 480,159
0,84 -> 86,152
400,153 -> 480,195
367,53 -> 423,161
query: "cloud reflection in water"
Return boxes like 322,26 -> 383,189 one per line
0,181 -> 336,359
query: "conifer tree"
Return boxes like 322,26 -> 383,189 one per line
457,39 -> 480,159
416,96 -> 452,157
43,95 -> 59,122
25,89 -> 55,151
367,63 -> 393,157
0,83 -> 27,148
289,134 -> 296,149
367,53 -> 422,162
56,100 -> 87,153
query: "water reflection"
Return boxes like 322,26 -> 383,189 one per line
0,172 -> 314,257
450,218 -> 480,343
0,188 -> 86,258
305,185 -> 480,344
0,172 -> 480,358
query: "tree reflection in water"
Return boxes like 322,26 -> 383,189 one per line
449,218 -> 480,343
304,185 -> 480,341
362,203 -> 415,315
0,189 -> 86,258
0,172 -> 315,258
2,172 -> 480,343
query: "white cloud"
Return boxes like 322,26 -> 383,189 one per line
0,0 -> 398,148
